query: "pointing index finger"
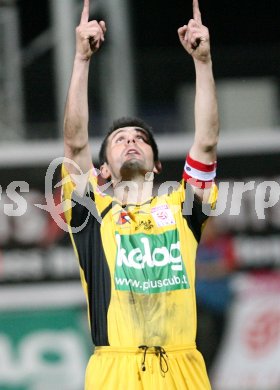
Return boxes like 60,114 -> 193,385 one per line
80,0 -> 90,24
193,0 -> 202,24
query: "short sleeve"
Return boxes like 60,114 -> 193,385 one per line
61,163 -> 112,227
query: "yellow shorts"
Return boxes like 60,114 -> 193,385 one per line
85,345 -> 211,390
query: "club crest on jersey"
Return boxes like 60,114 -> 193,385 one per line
151,204 -> 175,227
117,211 -> 131,225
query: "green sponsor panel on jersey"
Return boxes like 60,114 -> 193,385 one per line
115,229 -> 190,294
0,305 -> 91,390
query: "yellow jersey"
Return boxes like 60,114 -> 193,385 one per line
61,164 -> 217,348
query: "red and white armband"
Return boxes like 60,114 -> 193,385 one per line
183,154 -> 217,189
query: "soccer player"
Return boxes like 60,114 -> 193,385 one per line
62,0 -> 219,388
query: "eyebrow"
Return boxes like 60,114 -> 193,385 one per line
110,127 -> 149,142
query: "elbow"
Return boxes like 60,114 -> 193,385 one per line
64,128 -> 89,155
207,132 -> 219,151
202,142 -> 218,154
201,128 -> 219,153
64,137 -> 89,156
207,120 -> 219,150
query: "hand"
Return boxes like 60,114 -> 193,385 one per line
178,0 -> 210,63
76,0 -> 106,61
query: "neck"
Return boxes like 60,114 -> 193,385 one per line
113,173 -> 154,205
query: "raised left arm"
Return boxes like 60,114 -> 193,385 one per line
178,0 -> 219,200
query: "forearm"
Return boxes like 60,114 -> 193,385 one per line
192,58 -> 219,161
64,55 -> 91,153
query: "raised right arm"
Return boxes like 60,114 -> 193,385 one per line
63,0 -> 106,176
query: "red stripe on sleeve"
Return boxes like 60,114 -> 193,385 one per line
187,154 -> 217,173
183,172 -> 214,189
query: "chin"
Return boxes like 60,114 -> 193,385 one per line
120,160 -> 146,179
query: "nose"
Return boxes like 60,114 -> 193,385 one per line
127,135 -> 136,144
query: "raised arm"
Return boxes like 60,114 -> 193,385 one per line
64,0 -> 106,176
178,0 -> 219,200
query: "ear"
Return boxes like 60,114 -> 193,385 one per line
100,163 -> 111,180
153,160 -> 162,174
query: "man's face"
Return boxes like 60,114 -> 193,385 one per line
101,127 -> 157,182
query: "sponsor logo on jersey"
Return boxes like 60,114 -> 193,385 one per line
114,229 -> 189,294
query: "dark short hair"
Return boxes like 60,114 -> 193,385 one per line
98,116 -> 159,165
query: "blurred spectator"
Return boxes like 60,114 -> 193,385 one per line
196,217 -> 236,370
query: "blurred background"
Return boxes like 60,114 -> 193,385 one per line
1,0 -> 280,389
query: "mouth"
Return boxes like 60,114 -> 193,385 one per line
125,148 -> 141,157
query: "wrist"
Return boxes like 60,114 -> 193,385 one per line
75,52 -> 92,63
194,57 -> 213,77
194,55 -> 212,67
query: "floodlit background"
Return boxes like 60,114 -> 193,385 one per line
1,0 -> 280,389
